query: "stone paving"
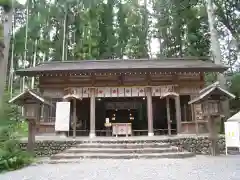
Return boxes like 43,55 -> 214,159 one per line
0,155 -> 239,180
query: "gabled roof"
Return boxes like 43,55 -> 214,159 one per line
227,111 -> 240,122
16,57 -> 228,76
199,81 -> 220,94
63,94 -> 82,100
188,82 -> 235,104
9,89 -> 52,106
160,92 -> 179,99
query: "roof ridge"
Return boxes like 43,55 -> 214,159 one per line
41,57 -> 211,64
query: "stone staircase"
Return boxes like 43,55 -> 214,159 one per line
48,140 -> 195,163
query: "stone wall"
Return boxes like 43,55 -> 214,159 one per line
163,136 -> 225,155
19,136 -> 226,157
19,141 -> 77,157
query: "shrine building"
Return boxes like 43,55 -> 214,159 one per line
16,58 -> 227,138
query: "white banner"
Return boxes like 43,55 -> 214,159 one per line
55,102 -> 70,131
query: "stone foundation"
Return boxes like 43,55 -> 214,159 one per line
19,141 -> 77,157
19,136 -> 226,157
164,136 -> 225,155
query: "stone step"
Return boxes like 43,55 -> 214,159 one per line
65,147 -> 179,154
79,139 -> 170,144
50,151 -> 195,161
76,143 -> 170,149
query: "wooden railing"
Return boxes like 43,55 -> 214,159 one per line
66,129 -> 177,137
40,117 -> 55,123
39,118 -> 177,136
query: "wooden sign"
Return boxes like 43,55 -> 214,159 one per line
65,85 -> 176,98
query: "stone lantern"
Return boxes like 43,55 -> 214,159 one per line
9,89 -> 52,152
189,82 -> 235,156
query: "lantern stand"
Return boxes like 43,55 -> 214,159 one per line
189,82 -> 235,156
9,89 -> 53,153
23,103 -> 40,152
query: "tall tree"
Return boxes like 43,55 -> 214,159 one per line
6,0 -> 239,96
205,0 -> 229,118
214,0 -> 240,50
0,0 -> 13,107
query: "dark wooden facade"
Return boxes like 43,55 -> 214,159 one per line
16,58 -> 227,136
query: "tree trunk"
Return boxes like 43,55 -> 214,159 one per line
206,0 -> 230,118
62,6 -> 67,62
22,0 -> 30,91
8,37 -> 14,98
0,9 -> 13,108
31,39 -> 37,89
8,11 -> 15,98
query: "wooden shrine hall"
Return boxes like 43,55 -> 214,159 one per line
14,58 -> 227,138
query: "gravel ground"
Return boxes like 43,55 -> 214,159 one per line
1,155 -> 240,180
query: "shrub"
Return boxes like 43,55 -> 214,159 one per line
0,128 -> 33,172
0,92 -> 33,172
14,121 -> 28,137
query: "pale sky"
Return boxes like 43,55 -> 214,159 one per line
17,0 -> 26,4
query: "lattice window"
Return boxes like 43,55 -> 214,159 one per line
41,98 -> 62,122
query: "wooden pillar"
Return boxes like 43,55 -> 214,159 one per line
194,104 -> 199,135
27,119 -> 36,153
175,95 -> 182,134
208,116 -> 219,156
89,88 -> 96,138
166,97 -> 171,135
191,95 -> 198,134
73,98 -> 77,138
36,104 -> 41,134
146,87 -> 154,136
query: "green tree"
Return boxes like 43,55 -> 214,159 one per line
0,0 -> 13,108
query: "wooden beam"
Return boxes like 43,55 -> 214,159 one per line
91,74 -> 96,86
172,74 -> 179,86
200,72 -> 205,88
118,74 -> 124,85
146,73 -> 151,85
